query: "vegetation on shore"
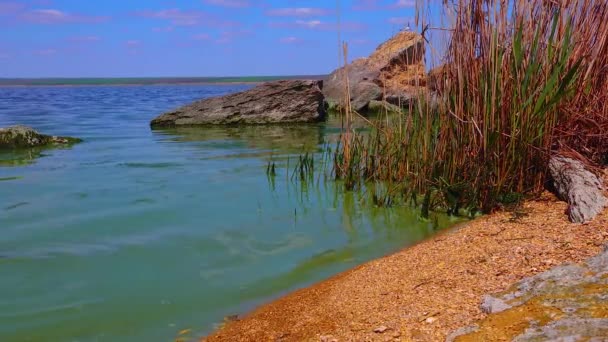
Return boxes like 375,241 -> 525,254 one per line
332,0 -> 608,216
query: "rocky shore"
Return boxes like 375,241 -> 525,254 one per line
203,190 -> 608,341
150,31 -> 428,129
449,247 -> 608,341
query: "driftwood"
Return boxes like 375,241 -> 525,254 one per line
549,156 -> 607,223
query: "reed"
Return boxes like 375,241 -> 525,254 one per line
333,0 -> 608,215
292,153 -> 315,182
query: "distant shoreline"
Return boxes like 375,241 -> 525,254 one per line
0,76 -> 327,87
0,82 -> 266,88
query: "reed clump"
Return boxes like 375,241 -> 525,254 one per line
333,0 -> 608,215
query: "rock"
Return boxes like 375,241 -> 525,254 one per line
548,155 -> 608,223
0,125 -> 81,149
319,335 -> 338,342
425,317 -> 437,324
223,314 -> 239,322
445,326 -> 479,342
323,58 -> 381,113
373,326 -> 389,333
448,249 -> 608,341
480,295 -> 512,314
323,30 -> 425,113
150,80 -> 326,127
513,318 -> 608,341
350,81 -> 383,112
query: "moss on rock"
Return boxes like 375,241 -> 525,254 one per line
0,125 -> 81,149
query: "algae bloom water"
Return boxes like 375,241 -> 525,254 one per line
0,84 -> 455,341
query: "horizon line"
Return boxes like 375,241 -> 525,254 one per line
0,74 -> 327,80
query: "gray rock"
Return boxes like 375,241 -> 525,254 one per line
350,81 -> 383,112
323,62 -> 382,112
549,155 -> 607,223
447,250 -> 608,341
0,125 -> 81,149
323,31 -> 425,113
587,250 -> 608,275
445,326 -> 479,342
513,318 -> 608,342
150,80 -> 326,127
480,295 -> 512,314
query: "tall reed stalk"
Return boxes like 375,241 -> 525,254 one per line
333,0 -> 608,214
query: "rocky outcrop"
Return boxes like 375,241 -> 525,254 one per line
0,126 -> 81,149
548,156 -> 607,223
150,80 -> 326,127
323,30 -> 425,112
448,249 -> 608,341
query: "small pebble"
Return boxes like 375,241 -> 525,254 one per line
374,325 -> 389,333
425,317 -> 437,324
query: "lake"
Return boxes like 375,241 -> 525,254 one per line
0,85 -> 456,342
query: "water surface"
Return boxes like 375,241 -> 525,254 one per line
0,85 -> 456,342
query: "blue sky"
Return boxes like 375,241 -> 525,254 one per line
0,0 -> 428,77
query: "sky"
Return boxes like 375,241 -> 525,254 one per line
0,0 -> 434,78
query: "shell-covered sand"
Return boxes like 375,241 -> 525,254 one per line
203,192 -> 608,342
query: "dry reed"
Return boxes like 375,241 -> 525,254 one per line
333,0 -> 608,215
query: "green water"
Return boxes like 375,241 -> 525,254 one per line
0,85 -> 458,342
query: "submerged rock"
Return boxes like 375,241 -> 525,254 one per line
0,125 -> 81,149
150,80 -> 326,127
323,30 -> 425,112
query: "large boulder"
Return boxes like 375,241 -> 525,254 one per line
150,80 -> 326,127
0,125 -> 81,149
323,30 -> 425,112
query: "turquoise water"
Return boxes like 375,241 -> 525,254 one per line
0,85 -> 454,342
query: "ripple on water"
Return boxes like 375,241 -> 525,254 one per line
1,224 -> 190,260
0,176 -> 23,181
4,202 -> 29,211
131,198 -> 156,205
244,234 -> 312,256
119,162 -> 183,169
0,298 -> 103,319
